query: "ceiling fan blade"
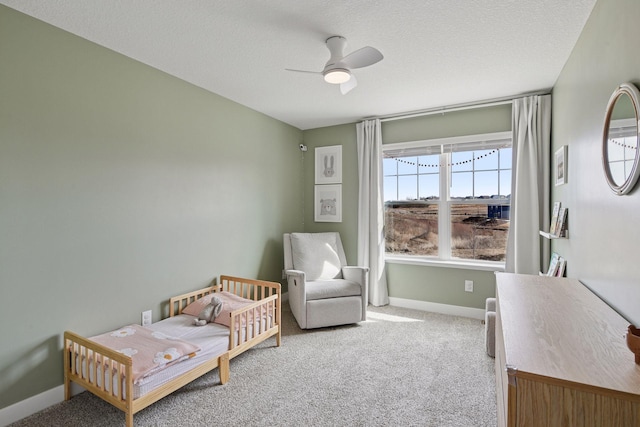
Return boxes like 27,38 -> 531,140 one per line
285,68 -> 322,75
340,74 -> 358,95
341,46 -> 383,69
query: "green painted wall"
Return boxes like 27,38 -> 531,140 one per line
386,263 -> 497,306
0,5 -> 303,409
382,104 -> 512,144
302,105 -> 511,309
551,0 -> 640,326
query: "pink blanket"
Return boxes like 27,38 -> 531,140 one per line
90,324 -> 200,383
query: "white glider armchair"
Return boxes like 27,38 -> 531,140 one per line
284,232 -> 368,329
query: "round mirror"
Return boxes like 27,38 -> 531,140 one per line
602,83 -> 640,195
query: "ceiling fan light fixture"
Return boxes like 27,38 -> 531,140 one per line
323,69 -> 351,84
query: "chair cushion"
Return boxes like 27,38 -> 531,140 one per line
305,279 -> 361,301
290,232 -> 342,280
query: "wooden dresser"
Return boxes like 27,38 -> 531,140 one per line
495,273 -> 640,426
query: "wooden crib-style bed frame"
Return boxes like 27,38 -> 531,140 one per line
63,275 -> 281,427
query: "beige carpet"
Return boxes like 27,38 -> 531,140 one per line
11,302 -> 496,426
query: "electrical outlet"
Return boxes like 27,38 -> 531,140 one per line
464,280 -> 474,293
142,310 -> 152,326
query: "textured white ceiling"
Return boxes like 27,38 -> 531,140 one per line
1,0 -> 597,130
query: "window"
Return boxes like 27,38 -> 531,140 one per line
383,132 -> 512,264
608,118 -> 638,184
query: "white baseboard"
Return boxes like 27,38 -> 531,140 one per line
389,297 -> 485,320
0,383 -> 84,427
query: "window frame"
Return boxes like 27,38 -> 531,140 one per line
383,131 -> 512,269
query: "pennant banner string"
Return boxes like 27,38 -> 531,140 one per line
394,149 -> 499,168
610,138 -> 638,150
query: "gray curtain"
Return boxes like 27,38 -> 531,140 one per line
356,119 -> 389,306
506,95 -> 551,274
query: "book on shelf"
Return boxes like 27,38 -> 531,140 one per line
547,252 -> 561,276
549,202 -> 561,235
555,207 -> 568,237
555,257 -> 566,277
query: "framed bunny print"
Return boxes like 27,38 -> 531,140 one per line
315,145 -> 342,184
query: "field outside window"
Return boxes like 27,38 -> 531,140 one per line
383,133 -> 511,264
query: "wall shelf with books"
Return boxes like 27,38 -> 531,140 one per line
540,251 -> 567,277
541,201 -> 568,239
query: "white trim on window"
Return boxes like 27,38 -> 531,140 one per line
439,152 -> 451,259
385,254 -> 506,272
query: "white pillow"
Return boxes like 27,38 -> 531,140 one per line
290,233 -> 342,280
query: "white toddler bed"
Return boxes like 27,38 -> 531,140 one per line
63,275 -> 281,426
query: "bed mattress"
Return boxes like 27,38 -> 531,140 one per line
136,314 -> 231,396
75,314 -> 230,399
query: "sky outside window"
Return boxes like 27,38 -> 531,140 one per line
385,148 -> 512,201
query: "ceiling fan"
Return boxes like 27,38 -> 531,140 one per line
286,36 -> 383,94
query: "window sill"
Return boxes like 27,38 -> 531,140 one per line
385,255 -> 506,272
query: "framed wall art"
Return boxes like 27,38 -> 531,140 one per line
315,145 -> 342,184
555,145 -> 567,186
314,184 -> 342,222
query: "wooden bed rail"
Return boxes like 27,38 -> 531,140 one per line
64,331 -> 134,421
221,275 -> 282,351
169,276 -> 281,316
229,293 -> 280,352
169,285 -> 219,317
220,275 -> 280,300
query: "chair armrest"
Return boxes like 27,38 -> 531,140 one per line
342,266 -> 369,286
284,270 -> 307,300
485,297 -> 496,313
285,269 -> 307,328
285,269 -> 306,283
342,266 -> 369,320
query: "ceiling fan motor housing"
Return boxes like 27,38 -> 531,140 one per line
323,36 -> 351,83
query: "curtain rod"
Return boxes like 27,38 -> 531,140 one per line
370,89 -> 551,123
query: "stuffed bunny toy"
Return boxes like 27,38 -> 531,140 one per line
193,295 -> 223,326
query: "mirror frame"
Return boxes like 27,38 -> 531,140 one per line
602,82 -> 640,195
